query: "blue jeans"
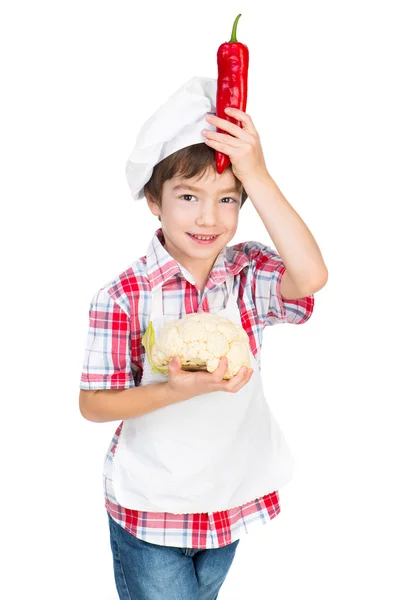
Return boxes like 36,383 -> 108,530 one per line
107,513 -> 240,600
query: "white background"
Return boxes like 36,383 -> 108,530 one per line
1,0 -> 399,598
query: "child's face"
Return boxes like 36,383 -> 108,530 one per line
147,166 -> 242,270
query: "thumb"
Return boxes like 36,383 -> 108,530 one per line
214,356 -> 227,378
169,356 -> 180,370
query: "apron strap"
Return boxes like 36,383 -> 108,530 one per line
226,273 -> 234,297
226,273 -> 240,313
152,284 -> 164,318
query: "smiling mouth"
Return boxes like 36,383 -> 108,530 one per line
187,233 -> 220,240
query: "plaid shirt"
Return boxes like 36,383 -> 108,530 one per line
80,227 -> 314,548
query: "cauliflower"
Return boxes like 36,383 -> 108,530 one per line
141,312 -> 251,380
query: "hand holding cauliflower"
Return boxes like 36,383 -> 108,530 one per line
167,353 -> 253,399
142,312 -> 251,380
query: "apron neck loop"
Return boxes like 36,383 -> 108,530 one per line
152,274 -> 236,319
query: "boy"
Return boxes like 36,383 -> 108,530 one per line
79,76 -> 328,600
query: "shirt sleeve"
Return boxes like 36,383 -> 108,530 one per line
246,241 -> 315,326
80,287 -> 135,390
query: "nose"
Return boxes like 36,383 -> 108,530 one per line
196,201 -> 218,228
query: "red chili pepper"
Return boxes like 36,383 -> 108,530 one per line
216,14 -> 249,175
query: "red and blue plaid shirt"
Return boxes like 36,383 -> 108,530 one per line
80,227 -> 314,548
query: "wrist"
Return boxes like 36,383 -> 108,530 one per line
241,170 -> 274,193
164,381 -> 190,404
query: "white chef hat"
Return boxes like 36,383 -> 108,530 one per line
125,76 -> 217,201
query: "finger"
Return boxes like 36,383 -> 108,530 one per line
224,107 -> 256,131
213,357 -> 228,380
202,130 -> 242,148
244,369 -> 253,386
205,114 -> 253,140
221,367 -> 243,391
203,137 -> 242,154
168,356 -> 180,370
219,356 -> 229,374
231,366 -> 251,390
239,366 -> 249,381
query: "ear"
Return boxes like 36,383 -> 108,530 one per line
146,194 -> 161,218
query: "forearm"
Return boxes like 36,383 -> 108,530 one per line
242,172 -> 328,287
80,382 -> 189,423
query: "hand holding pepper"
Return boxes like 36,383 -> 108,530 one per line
202,108 -> 270,185
208,14 -> 270,184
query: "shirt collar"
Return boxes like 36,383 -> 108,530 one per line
144,227 -> 249,291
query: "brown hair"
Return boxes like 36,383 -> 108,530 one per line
144,143 -> 248,221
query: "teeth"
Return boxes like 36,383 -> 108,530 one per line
191,234 -> 217,240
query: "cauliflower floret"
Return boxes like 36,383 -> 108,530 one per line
205,331 -> 230,356
226,341 -> 251,376
157,325 -> 185,356
146,312 -> 251,380
179,319 -> 208,343
216,320 -> 239,344
185,340 -> 208,360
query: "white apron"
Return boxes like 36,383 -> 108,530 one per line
112,274 -> 295,514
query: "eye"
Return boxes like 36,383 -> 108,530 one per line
180,195 -> 197,202
220,197 -> 237,204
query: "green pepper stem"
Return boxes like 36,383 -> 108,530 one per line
230,13 -> 242,43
